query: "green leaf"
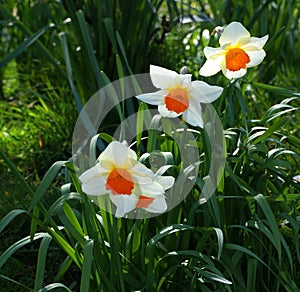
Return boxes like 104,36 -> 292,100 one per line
0,23 -> 54,68
58,32 -> 83,114
63,202 -> 84,237
47,229 -> 80,267
30,206 -> 40,241
54,256 -> 73,282
280,213 -> 300,263
0,274 -> 33,291
34,235 -> 52,291
246,259 -> 257,292
116,31 -> 133,75
0,209 -> 26,234
28,161 -> 67,212
136,102 -> 146,157
80,240 -> 94,292
251,82 -> 300,97
76,10 -> 102,88
256,159 -> 292,172
254,194 -> 282,263
103,18 -> 118,53
89,134 -> 100,166
39,283 -> 72,291
196,269 -> 232,285
252,118 -> 288,144
264,26 -> 286,51
213,227 -> 224,260
0,148 -> 34,197
0,233 -> 49,269
225,243 -> 270,269
58,203 -> 86,247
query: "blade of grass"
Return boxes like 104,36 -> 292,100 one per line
0,209 -> 26,233
80,240 -> 94,292
58,32 -> 83,114
28,161 -> 67,212
0,148 -> 34,197
246,259 -> 257,292
34,234 -> 52,291
41,283 -> 72,291
254,194 -> 282,264
0,7 -> 65,76
0,233 -> 49,269
0,274 -> 33,291
0,23 -> 54,68
76,10 -> 102,88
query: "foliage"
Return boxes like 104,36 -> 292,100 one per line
0,0 -> 299,291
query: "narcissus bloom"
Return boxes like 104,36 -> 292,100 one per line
79,141 -> 175,218
136,65 -> 223,128
199,22 -> 268,79
293,174 -> 300,183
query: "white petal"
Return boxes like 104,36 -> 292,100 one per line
179,74 -> 192,87
99,158 -> 114,169
145,196 -> 167,213
98,141 -> 137,166
79,165 -> 102,184
101,141 -> 135,168
150,65 -> 179,89
158,104 -> 182,117
136,90 -> 166,105
222,67 -> 247,79
109,194 -> 138,217
114,141 -> 138,166
203,46 -> 226,59
130,161 -> 155,184
199,57 -> 224,77
156,176 -> 175,191
98,141 -> 117,162
246,49 -> 266,68
219,22 -> 250,46
190,81 -> 223,103
79,163 -> 108,183
182,100 -> 204,127
139,181 -> 165,197
241,35 -> 269,50
81,175 -> 108,196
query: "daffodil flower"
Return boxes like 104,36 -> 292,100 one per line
199,22 -> 268,79
79,141 -> 175,218
293,174 -> 300,183
136,65 -> 223,128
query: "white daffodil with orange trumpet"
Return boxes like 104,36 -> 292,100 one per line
79,141 -> 175,218
136,65 -> 223,128
199,21 -> 268,79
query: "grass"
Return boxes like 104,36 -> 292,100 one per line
0,0 -> 299,291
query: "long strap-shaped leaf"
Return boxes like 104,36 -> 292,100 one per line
28,161 -> 67,212
0,148 -> 34,197
0,7 -> 65,76
0,23 -> 54,68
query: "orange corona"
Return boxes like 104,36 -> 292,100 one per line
136,196 -> 154,208
165,87 -> 189,114
225,48 -> 250,71
106,168 -> 134,195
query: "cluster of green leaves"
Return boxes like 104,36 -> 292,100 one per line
0,0 -> 172,212
0,0 -> 300,291
0,95 -> 299,290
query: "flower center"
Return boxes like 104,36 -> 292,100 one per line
136,196 -> 154,209
106,168 -> 134,195
165,87 -> 189,114
225,48 -> 250,71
